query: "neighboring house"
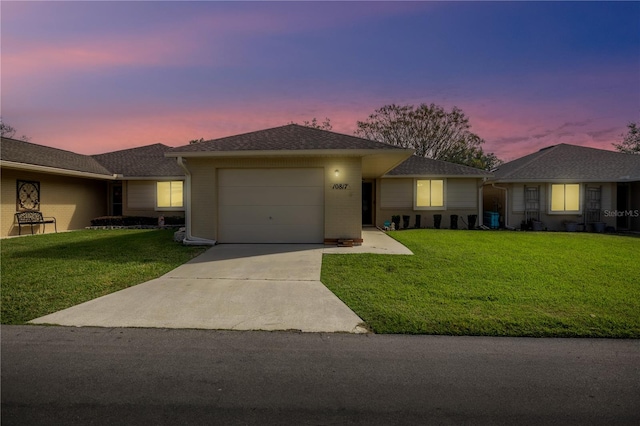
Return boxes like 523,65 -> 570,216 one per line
378,155 -> 492,229
1,138 -> 185,237
484,144 -> 640,231
1,137 -> 113,237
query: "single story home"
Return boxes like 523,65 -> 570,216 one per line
6,126 -> 636,240
483,143 -> 640,232
1,125 -> 491,241
165,124 -> 491,244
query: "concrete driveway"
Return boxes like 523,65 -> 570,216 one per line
30,229 -> 411,333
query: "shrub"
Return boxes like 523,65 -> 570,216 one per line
90,216 -> 184,227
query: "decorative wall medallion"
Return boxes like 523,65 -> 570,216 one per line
17,180 -> 40,210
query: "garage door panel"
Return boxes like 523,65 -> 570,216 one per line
218,186 -> 323,207
219,169 -> 323,187
218,168 -> 324,243
219,205 -> 323,226
219,224 -> 324,244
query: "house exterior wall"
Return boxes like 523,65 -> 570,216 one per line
1,168 -> 107,237
185,156 -> 362,242
124,181 -> 155,214
487,182 -> 618,231
121,180 -> 185,219
376,177 -> 481,229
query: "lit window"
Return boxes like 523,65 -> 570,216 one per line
416,179 -> 444,208
550,184 -> 580,212
157,181 -> 183,208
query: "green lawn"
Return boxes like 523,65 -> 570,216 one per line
321,230 -> 640,337
1,230 -> 205,324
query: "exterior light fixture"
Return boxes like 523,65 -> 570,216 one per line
334,169 -> 339,177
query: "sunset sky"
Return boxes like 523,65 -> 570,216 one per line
2,1 -> 639,161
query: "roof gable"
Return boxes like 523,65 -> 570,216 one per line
492,144 -> 640,182
1,137 -> 113,176
168,124 -> 403,154
92,143 -> 183,177
385,155 -> 492,177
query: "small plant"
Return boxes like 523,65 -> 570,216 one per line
391,215 -> 401,230
402,215 -> 410,229
90,216 -> 184,227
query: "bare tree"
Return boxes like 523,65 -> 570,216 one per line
0,118 -> 31,141
294,117 -> 333,131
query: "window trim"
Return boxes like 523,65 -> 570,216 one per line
548,183 -> 582,214
413,178 -> 446,210
155,180 -> 184,211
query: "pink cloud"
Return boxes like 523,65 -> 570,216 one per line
460,96 -> 631,161
19,96 -> 381,155
4,2 -> 435,83
20,90 -> 630,164
3,33 -> 203,81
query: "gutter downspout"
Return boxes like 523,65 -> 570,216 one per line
177,157 -> 217,246
491,183 -> 510,229
478,178 -> 486,227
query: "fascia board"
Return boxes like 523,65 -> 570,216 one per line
488,178 -> 640,184
1,161 -> 116,180
118,176 -> 185,181
165,149 -> 412,158
384,174 -> 491,179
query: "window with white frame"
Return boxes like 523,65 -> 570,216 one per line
550,184 -> 580,213
156,181 -> 183,208
415,179 -> 444,209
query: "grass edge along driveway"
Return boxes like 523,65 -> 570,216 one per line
321,230 -> 640,338
1,229 -> 206,325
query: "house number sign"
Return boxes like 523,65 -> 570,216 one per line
332,183 -> 350,190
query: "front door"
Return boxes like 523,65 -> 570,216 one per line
362,181 -> 374,226
617,183 -> 630,230
111,184 -> 123,216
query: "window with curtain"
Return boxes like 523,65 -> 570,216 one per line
550,184 -> 580,212
415,179 -> 444,209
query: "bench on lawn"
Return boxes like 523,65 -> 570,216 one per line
15,211 -> 57,235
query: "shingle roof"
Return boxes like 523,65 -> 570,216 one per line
385,155 -> 492,177
491,144 -> 640,182
168,124 -> 403,153
92,144 -> 183,177
1,137 -> 113,176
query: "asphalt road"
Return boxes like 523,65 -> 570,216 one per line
2,326 -> 639,425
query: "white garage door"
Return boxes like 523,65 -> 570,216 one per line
218,168 -> 324,243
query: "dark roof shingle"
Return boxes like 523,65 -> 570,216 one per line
168,124 -> 402,153
92,144 -> 183,177
1,137 -> 113,176
491,144 -> 640,182
385,155 -> 492,177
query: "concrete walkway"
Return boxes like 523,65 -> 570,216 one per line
30,228 -> 411,333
